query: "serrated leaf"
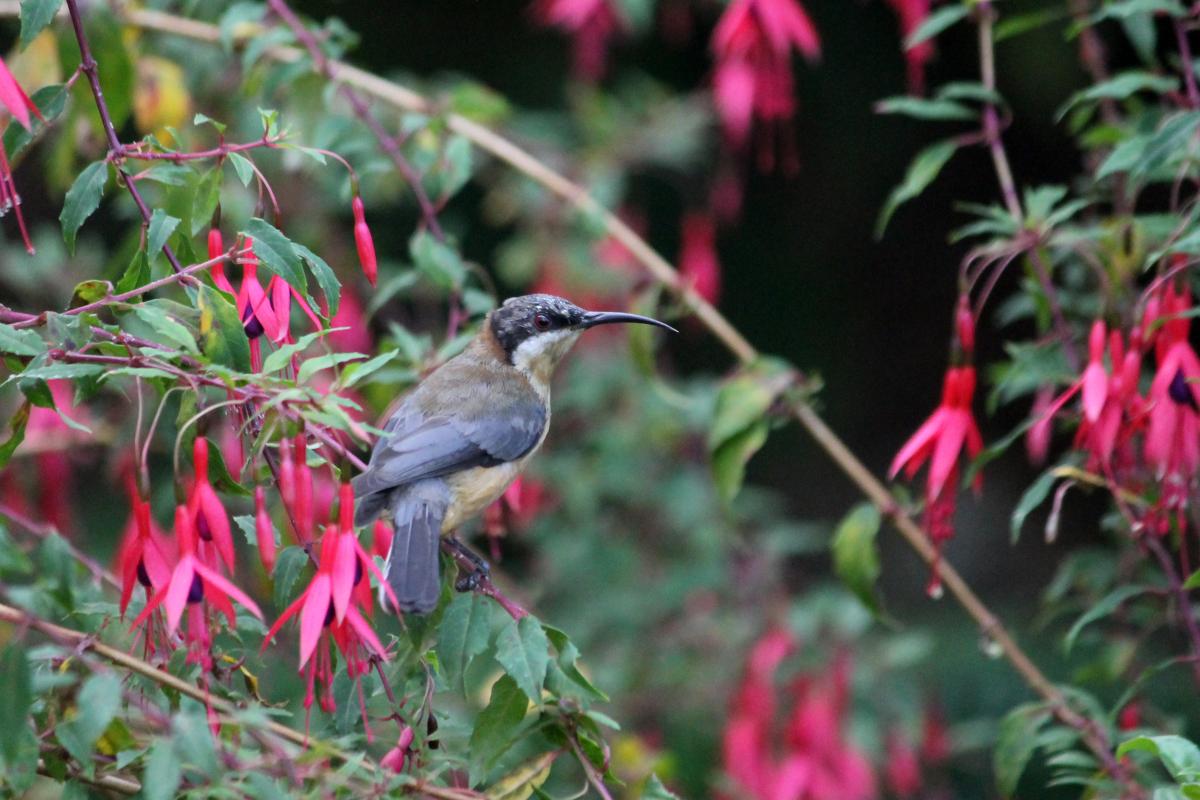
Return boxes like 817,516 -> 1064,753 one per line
293,242 -> 339,318
1056,71 -> 1179,122
495,617 -> 550,703
906,5 -> 969,48
876,139 -> 958,237
0,323 -> 45,357
60,160 -> 108,254
437,593 -> 493,694
468,675 -> 529,784
1065,585 -> 1151,653
994,703 -> 1051,797
19,0 -> 62,49
831,503 -> 884,617
131,303 -> 198,354
245,218 -> 307,295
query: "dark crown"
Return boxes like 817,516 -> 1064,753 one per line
490,294 -> 584,360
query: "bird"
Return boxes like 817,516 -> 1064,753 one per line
351,293 -> 675,613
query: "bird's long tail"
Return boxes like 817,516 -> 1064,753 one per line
383,482 -> 448,614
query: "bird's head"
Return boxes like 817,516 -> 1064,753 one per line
489,293 -> 675,381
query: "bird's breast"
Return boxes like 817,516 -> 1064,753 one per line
442,460 -> 524,532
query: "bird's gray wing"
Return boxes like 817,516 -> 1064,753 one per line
351,397 -> 547,501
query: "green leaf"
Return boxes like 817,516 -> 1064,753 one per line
905,5 -> 970,49
707,357 -> 794,451
146,209 -> 181,268
875,95 -> 976,121
1065,585 -> 1152,653
293,243 -> 340,318
60,160 -> 108,254
436,593 -> 493,694
876,139 -> 958,237
296,352 -> 363,384
131,303 -> 199,354
994,703 -> 1051,797
495,616 -> 550,703
1117,735 -> 1200,783
410,231 -> 466,289
995,7 -> 1069,41
0,402 -> 30,469
712,422 -> 768,506
189,166 -> 222,236
643,775 -> 681,800
1184,568 -> 1200,590
3,83 -> 68,161
196,284 -> 251,372
0,644 -> 32,769
1097,110 -> 1200,180
1011,467 -> 1060,544
468,675 -> 529,784
273,546 -> 308,609
245,218 -> 307,294
56,673 -> 121,774
1056,71 -> 1179,122
261,329 -> 332,374
142,738 -> 181,800
0,324 -> 45,357
337,349 -> 396,390
16,362 -> 104,381
19,0 -> 63,49
831,503 -> 884,617
227,151 -> 255,186
543,625 -> 607,702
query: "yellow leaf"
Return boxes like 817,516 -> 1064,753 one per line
134,56 -> 191,142
7,30 -> 62,90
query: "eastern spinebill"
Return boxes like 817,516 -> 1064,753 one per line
351,294 -> 675,613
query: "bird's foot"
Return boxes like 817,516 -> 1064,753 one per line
443,535 -> 491,593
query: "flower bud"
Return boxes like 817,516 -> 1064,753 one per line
255,486 -> 276,573
352,196 -> 378,287
955,295 -> 975,355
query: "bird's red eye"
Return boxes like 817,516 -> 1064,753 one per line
533,313 -> 551,331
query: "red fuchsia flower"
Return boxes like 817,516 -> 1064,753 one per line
332,483 -> 399,621
262,526 -> 389,729
188,437 -> 236,573
293,433 -> 315,542
380,726 -> 415,773
254,486 -> 276,574
351,195 -> 377,287
483,476 -> 548,558
920,702 -> 951,764
1025,386 -> 1056,467
884,0 -> 933,94
0,56 -> 43,254
722,631 -> 876,800
132,505 -> 263,670
23,380 -> 87,533
1144,282 -> 1200,534
1118,700 -> 1142,731
889,364 -> 982,596
679,212 -> 722,306
533,0 -> 625,81
208,228 -> 236,295
711,0 -> 820,174
884,729 -> 922,798
327,286 -> 373,355
115,476 -> 174,619
372,520 -> 392,560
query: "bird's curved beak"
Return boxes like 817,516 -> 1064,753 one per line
580,310 -> 677,333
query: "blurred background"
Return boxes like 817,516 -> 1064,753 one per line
2,0 -> 1196,796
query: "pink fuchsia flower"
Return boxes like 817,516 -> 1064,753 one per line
187,437 -> 236,573
921,702 -> 951,764
24,380 -> 88,533
533,0 -> 625,80
884,729 -> 922,798
262,526 -> 389,727
0,56 -> 43,255
889,364 -> 983,596
884,0 -> 934,94
679,212 -> 722,306
132,505 -> 263,670
254,486 -> 276,574
711,0 -> 820,173
208,228 -> 236,295
1144,282 -> 1200,534
115,475 -> 174,619
332,483 -> 399,621
380,726 -> 415,773
327,286 -> 373,355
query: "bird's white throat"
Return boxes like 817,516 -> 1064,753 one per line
511,328 -> 582,396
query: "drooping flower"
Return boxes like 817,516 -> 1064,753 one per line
132,505 -> 263,670
115,475 -> 173,618
332,483 -> 399,621
884,0 -> 933,94
351,195 -> 378,287
254,486 -> 276,573
889,364 -> 983,595
711,0 -> 820,173
188,437 -> 236,572
884,729 -> 923,798
679,212 -> 722,306
1143,282 -> 1200,534
24,380 -> 87,533
262,526 -> 389,728
380,726 -> 415,773
533,0 -> 625,80
721,631 -> 876,800
0,56 -> 43,255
